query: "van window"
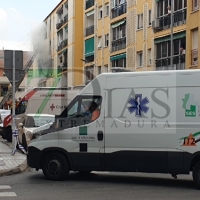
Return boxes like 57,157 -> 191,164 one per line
16,101 -> 28,115
59,95 -> 102,128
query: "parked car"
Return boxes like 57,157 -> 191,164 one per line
0,109 -> 11,139
20,114 -> 55,143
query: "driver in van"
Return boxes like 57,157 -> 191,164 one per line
88,101 -> 100,121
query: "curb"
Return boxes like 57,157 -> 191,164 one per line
0,160 -> 29,177
0,138 -> 29,177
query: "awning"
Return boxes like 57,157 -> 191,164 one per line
86,10 -> 94,17
85,51 -> 94,57
64,26 -> 68,32
111,20 -> 126,28
110,53 -> 126,61
62,49 -> 67,53
85,37 -> 94,57
154,31 -> 186,44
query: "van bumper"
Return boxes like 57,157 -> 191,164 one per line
27,146 -> 42,169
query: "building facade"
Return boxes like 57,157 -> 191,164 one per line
43,0 -> 199,87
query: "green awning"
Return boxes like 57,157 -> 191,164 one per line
86,10 -> 94,17
85,51 -> 94,57
85,37 -> 94,57
111,20 -> 126,28
154,31 -> 186,44
65,26 -> 68,32
155,0 -> 160,2
110,53 -> 126,61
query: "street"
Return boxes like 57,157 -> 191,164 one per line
0,169 -> 199,200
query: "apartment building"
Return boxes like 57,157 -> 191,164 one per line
44,0 -> 199,86
43,0 -> 84,87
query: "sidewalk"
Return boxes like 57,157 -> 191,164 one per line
0,137 -> 28,177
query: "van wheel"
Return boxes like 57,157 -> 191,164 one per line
42,153 -> 69,181
5,126 -> 12,142
192,161 -> 200,189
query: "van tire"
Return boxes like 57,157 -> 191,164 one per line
192,161 -> 200,189
5,126 -> 12,142
42,152 -> 69,181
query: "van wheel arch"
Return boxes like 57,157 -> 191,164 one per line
190,153 -> 200,171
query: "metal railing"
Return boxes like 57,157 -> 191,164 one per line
56,19 -> 63,30
86,0 -> 94,10
155,54 -> 185,70
111,37 -> 126,52
191,49 -> 198,66
111,2 -> 127,19
86,25 -> 94,37
57,39 -> 68,52
156,8 -> 186,31
64,14 -> 68,24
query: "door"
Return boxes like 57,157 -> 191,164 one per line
58,94 -> 105,171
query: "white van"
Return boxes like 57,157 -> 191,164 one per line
27,70 -> 200,189
2,86 -> 83,142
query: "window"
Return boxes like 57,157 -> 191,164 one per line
98,66 -> 101,74
112,23 -> 126,40
192,28 -> 198,65
193,0 -> 199,11
137,14 -> 143,29
104,65 -> 108,72
148,10 -> 152,26
99,6 -> 103,19
112,58 -> 126,68
97,36 -> 102,49
16,101 -> 28,115
85,66 -> 94,83
59,95 -> 102,127
60,56 -> 63,63
105,4 -> 109,16
148,49 -> 151,65
105,34 -> 109,47
137,52 -> 143,67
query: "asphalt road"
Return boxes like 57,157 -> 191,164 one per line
0,169 -> 199,200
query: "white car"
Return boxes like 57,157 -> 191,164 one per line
20,114 -> 55,142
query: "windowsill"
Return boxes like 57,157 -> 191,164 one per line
191,9 -> 199,14
104,46 -> 108,48
137,28 -> 143,31
189,64 -> 198,68
136,66 -> 143,68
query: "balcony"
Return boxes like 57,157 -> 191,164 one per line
56,19 -> 63,30
86,0 -> 94,10
57,39 -> 68,52
155,54 -> 185,70
111,2 -> 127,19
85,25 -> 94,37
191,49 -> 198,66
111,37 -> 126,52
64,14 -> 68,24
153,8 -> 186,32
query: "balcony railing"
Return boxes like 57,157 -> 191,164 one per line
86,0 -> 94,10
86,25 -> 94,37
155,8 -> 186,31
111,2 -> 127,19
64,14 -> 68,24
59,62 -> 68,71
191,49 -> 198,66
57,39 -> 68,51
56,19 -> 63,30
111,37 -> 126,52
155,54 -> 185,70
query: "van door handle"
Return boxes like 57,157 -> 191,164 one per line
97,131 -> 103,141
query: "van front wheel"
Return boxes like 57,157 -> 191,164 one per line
42,153 -> 69,181
192,161 -> 200,189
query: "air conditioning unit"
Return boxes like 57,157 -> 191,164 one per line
152,19 -> 160,30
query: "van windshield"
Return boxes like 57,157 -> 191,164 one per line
16,101 -> 28,115
58,95 -> 102,128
